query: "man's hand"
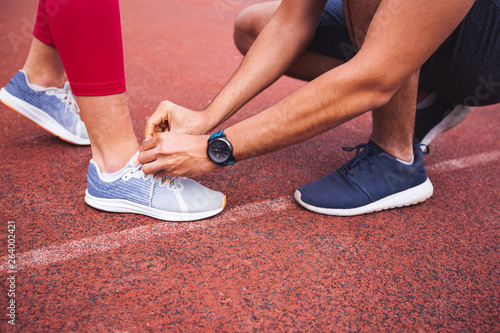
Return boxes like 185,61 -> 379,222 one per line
144,100 -> 214,139
139,132 -> 218,177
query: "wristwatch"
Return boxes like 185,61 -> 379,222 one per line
207,130 -> 236,167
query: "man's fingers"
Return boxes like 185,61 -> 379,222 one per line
144,123 -> 156,139
144,104 -> 171,139
140,160 -> 155,175
140,156 -> 177,176
145,121 -> 168,139
139,136 -> 160,153
138,148 -> 155,162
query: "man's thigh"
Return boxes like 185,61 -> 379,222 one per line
420,0 -> 500,106
306,0 -> 353,61
312,0 -> 500,106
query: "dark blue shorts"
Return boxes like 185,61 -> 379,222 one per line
307,0 -> 500,106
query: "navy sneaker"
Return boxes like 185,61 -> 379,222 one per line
414,96 -> 471,146
0,70 -> 90,145
294,141 -> 433,216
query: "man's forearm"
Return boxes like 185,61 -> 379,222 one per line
224,58 -> 389,161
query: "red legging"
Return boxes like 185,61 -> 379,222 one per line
33,0 -> 126,96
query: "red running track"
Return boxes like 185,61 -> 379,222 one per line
0,0 -> 499,331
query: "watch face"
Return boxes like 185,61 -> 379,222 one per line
208,139 -> 231,164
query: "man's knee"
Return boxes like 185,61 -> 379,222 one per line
233,1 -> 280,55
233,6 -> 256,55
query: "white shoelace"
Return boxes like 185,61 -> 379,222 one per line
45,85 -> 80,115
128,164 -> 185,208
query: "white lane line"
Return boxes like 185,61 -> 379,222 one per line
0,197 -> 295,271
1,150 -> 499,272
426,150 -> 500,173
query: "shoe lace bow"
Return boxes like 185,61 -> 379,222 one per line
45,85 -> 80,115
130,164 -> 184,189
340,143 -> 382,176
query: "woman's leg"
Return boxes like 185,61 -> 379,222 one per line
38,0 -> 138,172
22,38 -> 67,89
27,0 -> 225,220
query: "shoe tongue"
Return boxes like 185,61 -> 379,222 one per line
366,141 -> 384,154
343,142 -> 378,170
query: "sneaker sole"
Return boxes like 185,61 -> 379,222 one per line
0,87 -> 90,146
85,190 -> 226,222
294,178 -> 434,216
420,105 -> 472,146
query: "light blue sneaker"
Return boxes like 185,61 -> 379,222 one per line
85,152 -> 226,221
0,70 -> 90,145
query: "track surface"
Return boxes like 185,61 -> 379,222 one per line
0,0 -> 499,331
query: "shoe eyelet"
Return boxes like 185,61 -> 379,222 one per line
122,171 -> 135,181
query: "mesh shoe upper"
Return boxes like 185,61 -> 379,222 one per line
1,70 -> 89,145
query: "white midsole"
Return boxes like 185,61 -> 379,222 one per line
85,190 -> 224,222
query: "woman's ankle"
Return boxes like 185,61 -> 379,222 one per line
22,66 -> 66,88
92,142 -> 140,174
